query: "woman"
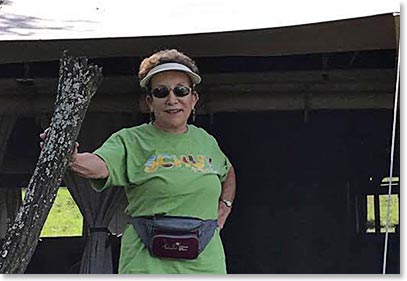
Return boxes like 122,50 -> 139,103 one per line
41,49 -> 236,274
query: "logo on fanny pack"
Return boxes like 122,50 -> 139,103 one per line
144,153 -> 217,174
163,242 -> 189,252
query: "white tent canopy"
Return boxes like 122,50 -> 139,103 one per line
0,0 -> 400,41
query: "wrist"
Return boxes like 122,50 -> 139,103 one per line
220,198 -> 233,208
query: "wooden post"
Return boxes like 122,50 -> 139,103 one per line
0,188 -> 22,239
394,13 -> 399,48
374,194 -> 381,233
0,115 -> 18,170
0,114 -> 18,242
0,51 -> 103,274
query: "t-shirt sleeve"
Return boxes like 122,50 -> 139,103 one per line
211,137 -> 232,183
89,130 -> 129,191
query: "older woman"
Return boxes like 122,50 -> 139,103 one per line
41,49 -> 236,274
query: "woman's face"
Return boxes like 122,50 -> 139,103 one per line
146,71 -> 199,134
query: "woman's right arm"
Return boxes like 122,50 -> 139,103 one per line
40,128 -> 109,180
68,152 -> 109,179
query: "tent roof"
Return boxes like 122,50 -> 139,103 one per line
0,0 -> 399,40
0,1 -> 399,64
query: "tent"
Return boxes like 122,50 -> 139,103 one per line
0,0 -> 400,274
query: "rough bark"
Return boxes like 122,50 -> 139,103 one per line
0,51 -> 103,274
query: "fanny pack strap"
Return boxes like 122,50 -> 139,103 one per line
128,216 -> 218,254
128,216 -> 152,250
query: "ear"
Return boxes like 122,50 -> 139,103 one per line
192,90 -> 199,108
145,95 -> 154,112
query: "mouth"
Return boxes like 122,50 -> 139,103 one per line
165,109 -> 183,114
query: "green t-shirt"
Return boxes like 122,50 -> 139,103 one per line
91,123 -> 231,274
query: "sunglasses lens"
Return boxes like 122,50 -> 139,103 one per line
151,86 -> 191,98
173,86 -> 191,97
151,87 -> 170,98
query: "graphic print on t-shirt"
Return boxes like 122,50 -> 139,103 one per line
144,153 -> 217,174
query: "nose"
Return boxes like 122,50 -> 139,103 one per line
165,89 -> 179,104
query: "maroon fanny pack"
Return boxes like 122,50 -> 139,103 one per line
152,228 -> 200,259
129,215 -> 218,260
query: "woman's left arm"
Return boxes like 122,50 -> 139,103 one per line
218,165 -> 236,229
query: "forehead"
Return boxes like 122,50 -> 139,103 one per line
150,71 -> 191,86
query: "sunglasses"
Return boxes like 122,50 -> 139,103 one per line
150,85 -> 192,98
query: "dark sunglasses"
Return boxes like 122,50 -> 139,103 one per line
150,85 -> 192,98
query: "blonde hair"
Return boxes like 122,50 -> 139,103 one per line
138,49 -> 199,86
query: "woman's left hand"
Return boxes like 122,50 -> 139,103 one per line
217,201 -> 232,230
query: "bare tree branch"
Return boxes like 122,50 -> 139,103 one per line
0,51 -> 103,274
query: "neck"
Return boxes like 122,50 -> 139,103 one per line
152,121 -> 188,134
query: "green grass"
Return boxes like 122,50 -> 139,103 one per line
22,187 -> 83,237
366,194 -> 399,233
379,194 -> 399,233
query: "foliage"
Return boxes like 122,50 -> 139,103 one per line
22,187 -> 83,237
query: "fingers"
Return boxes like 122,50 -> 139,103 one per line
39,127 -> 50,140
72,142 -> 79,154
217,219 -> 224,230
40,127 -> 49,149
69,142 -> 79,167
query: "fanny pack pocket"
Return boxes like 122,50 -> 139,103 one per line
128,215 -> 218,260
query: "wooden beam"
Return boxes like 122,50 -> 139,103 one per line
0,69 -> 396,114
203,69 -> 395,84
0,76 -> 140,96
0,91 -> 395,114
0,69 -> 395,96
199,92 -> 394,113
0,94 -> 140,114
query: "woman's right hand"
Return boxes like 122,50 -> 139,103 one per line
39,127 -> 50,149
39,127 -> 107,179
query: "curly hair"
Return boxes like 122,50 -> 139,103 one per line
138,49 -> 199,85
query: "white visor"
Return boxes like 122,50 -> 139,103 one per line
139,62 -> 202,88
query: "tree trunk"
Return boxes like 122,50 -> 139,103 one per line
0,51 -> 103,274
